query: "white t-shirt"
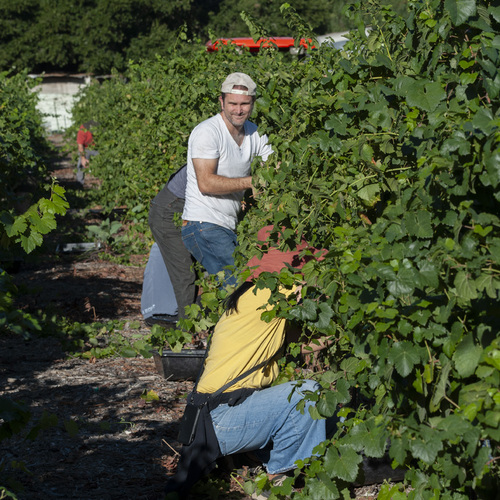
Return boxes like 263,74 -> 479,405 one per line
182,113 -> 273,230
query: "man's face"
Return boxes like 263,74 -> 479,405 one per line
219,93 -> 254,128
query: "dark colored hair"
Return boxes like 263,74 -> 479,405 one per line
224,281 -> 254,314
83,120 -> 99,129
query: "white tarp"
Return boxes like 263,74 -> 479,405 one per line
29,75 -> 91,133
141,243 -> 178,318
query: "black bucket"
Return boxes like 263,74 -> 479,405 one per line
153,349 -> 205,380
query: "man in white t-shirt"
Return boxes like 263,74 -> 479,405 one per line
181,72 -> 273,287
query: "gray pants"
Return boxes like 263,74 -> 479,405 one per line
76,150 -> 98,185
148,190 -> 196,319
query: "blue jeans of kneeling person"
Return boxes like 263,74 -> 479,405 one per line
210,379 -> 325,474
181,221 -> 237,287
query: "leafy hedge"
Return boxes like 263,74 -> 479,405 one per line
0,70 -> 68,256
255,1 -> 499,497
1,68 -> 68,500
73,0 -> 499,497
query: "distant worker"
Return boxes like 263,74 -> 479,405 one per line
76,120 -> 99,186
181,72 -> 273,287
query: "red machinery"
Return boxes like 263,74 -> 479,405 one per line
206,37 -> 316,53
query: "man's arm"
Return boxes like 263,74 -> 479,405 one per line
286,322 -> 330,351
193,158 -> 252,195
77,143 -> 88,167
285,321 -> 332,368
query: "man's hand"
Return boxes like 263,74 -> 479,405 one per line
193,158 -> 252,195
78,146 -> 88,168
285,321 -> 332,369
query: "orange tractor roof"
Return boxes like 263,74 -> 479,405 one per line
206,37 -> 316,53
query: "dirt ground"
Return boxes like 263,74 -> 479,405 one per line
0,136 -> 393,499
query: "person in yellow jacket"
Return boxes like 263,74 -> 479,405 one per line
165,225 -> 328,499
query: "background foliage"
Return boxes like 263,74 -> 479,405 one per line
0,69 -> 68,257
0,0 -> 408,74
72,0 -> 499,497
0,70 -> 68,500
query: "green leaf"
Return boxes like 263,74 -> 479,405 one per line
349,420 -> 387,458
201,291 -> 218,310
64,419 -> 79,437
318,391 -> 338,418
417,260 -> 439,288
39,410 -> 58,429
301,476 -> 340,500
431,360 -> 452,410
471,108 -> 495,135
20,230 -> 43,254
335,378 -> 351,404
387,268 -> 416,296
484,145 -> 500,188
473,446 -> 491,478
435,414 -> 474,441
52,183 -> 66,197
482,409 -> 500,429
3,214 -> 27,237
30,209 -> 56,234
453,333 -> 482,377
408,432 -> 443,464
404,211 -> 433,238
357,183 -> 380,205
378,483 -> 408,500
340,357 -> 364,377
444,0 -> 477,25
120,347 -> 137,358
389,435 -> 408,466
454,270 -> 479,301
460,71 -> 479,86
388,341 -> 421,377
347,309 -> 364,329
325,114 -> 347,135
484,344 -> 500,370
473,224 -> 493,237
140,389 -> 160,402
316,302 -> 334,330
324,445 -> 363,482
360,143 -> 374,163
405,80 -> 446,113
475,273 -> 499,299
290,299 -> 318,321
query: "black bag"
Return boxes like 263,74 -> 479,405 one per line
177,402 -> 203,446
176,339 -> 280,446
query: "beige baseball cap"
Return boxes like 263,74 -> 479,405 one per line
221,72 -> 256,96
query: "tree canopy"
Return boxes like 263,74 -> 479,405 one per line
0,0 -> 408,74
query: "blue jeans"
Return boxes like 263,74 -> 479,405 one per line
181,221 -> 237,287
210,380 -> 326,474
